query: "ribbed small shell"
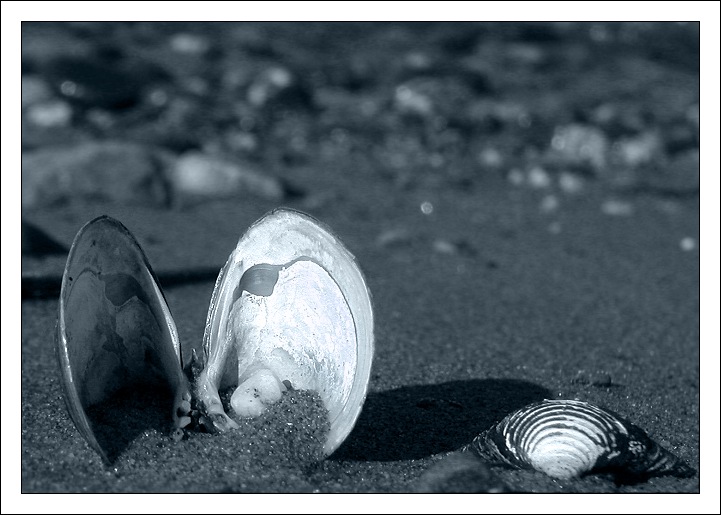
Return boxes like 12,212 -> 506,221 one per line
468,399 -> 694,481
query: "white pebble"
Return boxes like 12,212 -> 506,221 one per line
433,239 -> 457,255
26,101 -> 72,128
266,66 -> 293,88
612,132 -> 661,168
680,237 -> 696,251
172,152 -> 283,200
478,147 -> 503,168
169,33 -> 210,54
527,166 -> 551,189
395,85 -> 433,116
558,172 -> 584,194
601,199 -> 634,217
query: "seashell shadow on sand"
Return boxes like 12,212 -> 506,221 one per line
330,378 -> 551,462
80,378 -> 549,465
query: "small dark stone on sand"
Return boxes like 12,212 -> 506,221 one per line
415,451 -> 512,493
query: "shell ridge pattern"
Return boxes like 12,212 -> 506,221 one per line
528,402 -> 616,476
469,399 -> 694,481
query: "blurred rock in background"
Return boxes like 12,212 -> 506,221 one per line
21,22 -> 699,211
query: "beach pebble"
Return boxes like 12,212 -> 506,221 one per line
25,100 -> 73,128
505,42 -> 546,67
558,171 -> 585,194
477,147 -> 504,169
395,83 -> 434,116
22,141 -> 170,209
601,199 -> 634,217
247,66 -> 311,109
680,237 -> 696,251
415,451 -> 511,493
169,33 -> 211,55
171,152 -> 284,201
611,131 -> 663,169
549,123 -> 609,172
248,67 -> 292,105
404,51 -> 433,71
433,239 -> 457,255
527,166 -> 551,189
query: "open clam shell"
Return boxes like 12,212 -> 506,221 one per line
195,208 -> 374,456
467,399 -> 694,482
56,216 -> 191,464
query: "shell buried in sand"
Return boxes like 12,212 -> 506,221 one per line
196,208 -> 374,456
56,209 -> 374,463
56,216 -> 192,465
467,399 -> 695,482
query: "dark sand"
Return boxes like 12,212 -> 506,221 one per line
12,19 -> 711,512
21,183 -> 700,495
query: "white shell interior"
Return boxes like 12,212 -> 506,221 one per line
202,208 -> 374,455
227,259 -> 357,422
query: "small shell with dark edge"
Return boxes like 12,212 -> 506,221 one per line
56,216 -> 192,464
466,399 -> 695,483
194,208 -> 374,457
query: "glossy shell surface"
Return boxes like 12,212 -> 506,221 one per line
195,208 -> 374,456
56,216 -> 191,464
468,399 -> 694,481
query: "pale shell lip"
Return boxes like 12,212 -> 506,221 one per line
201,208 -> 375,455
